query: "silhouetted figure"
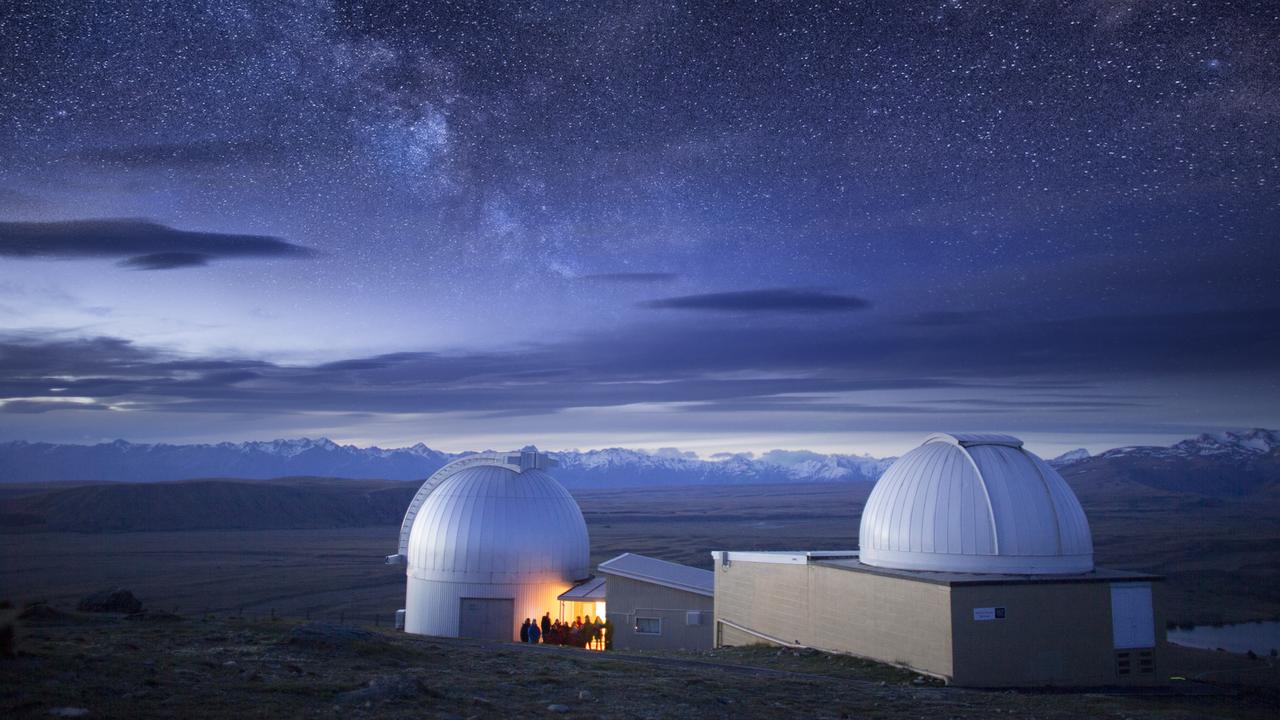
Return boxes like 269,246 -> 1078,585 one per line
603,617 -> 614,650
591,615 -> 604,648
520,618 -> 531,643
528,620 -> 541,644
541,612 -> 551,638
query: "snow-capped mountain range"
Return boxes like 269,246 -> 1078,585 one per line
1101,428 -> 1280,460
550,447 -> 895,487
1050,428 -> 1280,466
0,438 -> 894,487
0,429 -> 1275,487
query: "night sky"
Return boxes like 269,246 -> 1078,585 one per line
1,1 -> 1277,456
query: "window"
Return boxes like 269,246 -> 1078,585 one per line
635,617 -> 661,635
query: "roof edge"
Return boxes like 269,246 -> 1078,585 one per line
597,553 -> 714,597
925,432 -> 1024,448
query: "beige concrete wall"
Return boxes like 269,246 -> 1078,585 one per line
810,565 -> 953,677
714,560 -> 1166,687
603,573 -> 714,651
949,581 -> 1166,687
714,562 -> 811,646
713,561 -> 953,680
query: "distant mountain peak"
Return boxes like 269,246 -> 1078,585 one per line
1099,427 -> 1279,461
1050,448 -> 1091,466
1181,428 -> 1280,454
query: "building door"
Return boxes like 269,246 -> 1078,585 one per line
458,598 -> 514,641
1110,583 -> 1154,648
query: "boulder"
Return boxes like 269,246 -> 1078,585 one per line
335,674 -> 432,704
77,589 -> 143,614
19,602 -> 69,621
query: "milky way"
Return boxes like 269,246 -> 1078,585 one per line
0,1 -> 1277,454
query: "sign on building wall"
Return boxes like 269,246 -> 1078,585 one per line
973,607 -> 1006,621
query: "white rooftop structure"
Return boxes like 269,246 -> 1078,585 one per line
598,552 -> 714,597
396,450 -> 590,638
858,433 -> 1094,575
558,575 -> 607,602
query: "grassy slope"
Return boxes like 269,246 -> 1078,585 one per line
3,612 -> 1278,720
1,480 -> 1278,625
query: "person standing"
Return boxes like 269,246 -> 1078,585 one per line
541,612 -> 551,639
520,618 -> 531,643
591,615 -> 604,649
528,619 -> 541,644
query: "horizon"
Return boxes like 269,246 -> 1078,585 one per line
7,426 -> 1277,462
2,2 -> 1278,455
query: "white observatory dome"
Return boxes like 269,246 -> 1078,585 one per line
406,465 -> 589,583
858,433 -> 1093,575
396,450 -> 589,638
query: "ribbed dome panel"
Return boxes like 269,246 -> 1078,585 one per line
859,433 -> 1093,574
407,466 -> 590,584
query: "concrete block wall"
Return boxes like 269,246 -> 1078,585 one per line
713,560 -> 953,680
603,573 -> 714,651
809,564 -> 952,676
949,581 -> 1166,687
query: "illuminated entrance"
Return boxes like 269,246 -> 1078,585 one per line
558,576 -> 608,650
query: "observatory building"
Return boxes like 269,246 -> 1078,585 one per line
388,450 -> 590,640
712,433 -> 1165,687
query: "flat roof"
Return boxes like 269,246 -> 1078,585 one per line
558,575 -> 607,601
816,559 -> 1162,587
714,550 -> 1162,586
711,550 -> 859,565
598,552 -> 714,597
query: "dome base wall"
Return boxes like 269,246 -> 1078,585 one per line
404,576 -> 574,639
859,547 -> 1094,575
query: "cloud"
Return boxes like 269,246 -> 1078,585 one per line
640,288 -> 872,313
0,219 -> 316,270
118,252 -> 211,270
1,306 -> 1273,425
0,399 -> 113,414
580,272 -> 679,283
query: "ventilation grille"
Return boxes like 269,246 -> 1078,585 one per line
1115,649 -> 1154,677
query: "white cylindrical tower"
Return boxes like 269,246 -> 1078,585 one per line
397,450 -> 589,639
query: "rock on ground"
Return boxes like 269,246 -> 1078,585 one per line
76,589 -> 143,614
18,603 -> 71,622
335,674 -> 434,704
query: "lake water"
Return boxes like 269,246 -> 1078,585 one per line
1167,620 -> 1280,655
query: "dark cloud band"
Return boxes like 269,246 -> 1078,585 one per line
641,288 -> 872,313
0,307 -> 1272,420
581,272 -> 679,283
0,219 -> 315,270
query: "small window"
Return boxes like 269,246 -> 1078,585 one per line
635,617 -> 661,635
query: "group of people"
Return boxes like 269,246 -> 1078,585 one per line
520,612 -> 610,649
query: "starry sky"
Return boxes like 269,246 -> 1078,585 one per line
0,1 -> 1277,457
